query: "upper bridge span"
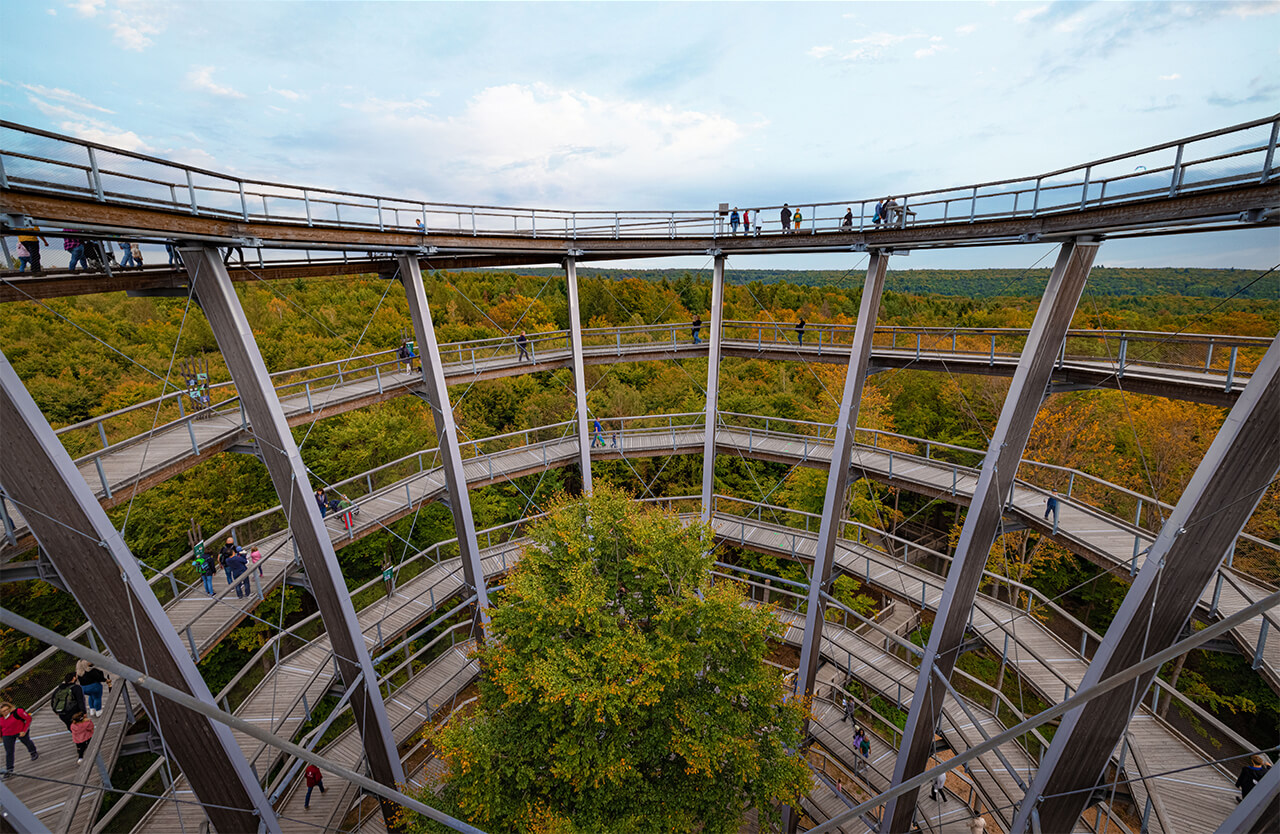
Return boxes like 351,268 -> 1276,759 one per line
1,115 -> 1278,301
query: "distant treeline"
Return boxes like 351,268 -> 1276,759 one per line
502,266 -> 1275,299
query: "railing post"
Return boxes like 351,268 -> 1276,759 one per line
87,146 -> 104,201
185,169 -> 199,214
1032,178 -> 1042,217
305,381 -> 314,412
968,186 -> 977,223
94,458 -> 113,500
1262,117 -> 1280,183
1226,346 -> 1238,392
1252,619 -> 1270,671
97,420 -> 109,449
1169,143 -> 1185,198
1117,337 -> 1128,378
1210,572 -> 1224,616
1080,165 -> 1091,209
989,334 -> 996,366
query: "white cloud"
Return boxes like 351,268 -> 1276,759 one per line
1159,73 -> 1181,81
915,43 -> 945,59
808,45 -> 834,59
1014,5 -> 1048,24
269,86 -> 302,101
107,2 -> 167,51
22,84 -> 113,113
188,66 -> 246,99
1054,13 -> 1088,33
836,31 -> 927,62
850,31 -> 920,48
1226,0 -> 1280,17
343,96 -> 432,115
345,83 -> 747,205
67,0 -> 103,16
47,8 -> 57,15
956,23 -> 977,34
65,126 -> 152,152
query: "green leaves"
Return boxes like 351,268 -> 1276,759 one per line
417,487 -> 811,833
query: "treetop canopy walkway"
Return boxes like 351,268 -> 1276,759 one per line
1,115 -> 1278,301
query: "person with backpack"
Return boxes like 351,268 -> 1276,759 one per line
218,538 -> 243,586
196,550 -> 217,596
0,701 -> 38,778
226,547 -> 249,599
69,712 -> 94,764
304,763 -> 326,809
858,732 -> 871,774
51,673 -> 85,731
75,660 -> 110,717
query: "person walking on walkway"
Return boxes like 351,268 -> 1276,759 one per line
842,208 -> 854,230
250,546 -> 264,578
315,488 -> 328,517
16,227 -> 49,274
76,660 -> 110,716
742,209 -> 752,235
780,204 -> 792,233
516,331 -> 530,362
219,538 -> 243,586
70,712 -> 94,764
691,316 -> 702,344
593,418 -> 606,448
930,769 -> 948,802
197,550 -> 217,596
304,763 -> 327,809
226,547 -> 249,599
1044,490 -> 1060,527
51,673 -> 85,731
796,319 -> 806,346
0,702 -> 38,778
64,233 -> 88,271
729,207 -> 740,235
753,210 -> 763,236
118,241 -> 137,268
1237,753 -> 1271,800
793,207 -> 803,232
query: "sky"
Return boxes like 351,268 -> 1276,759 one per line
2,0 -> 1279,272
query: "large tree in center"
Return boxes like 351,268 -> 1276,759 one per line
415,486 -> 811,833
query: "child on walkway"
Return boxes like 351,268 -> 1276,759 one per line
70,712 -> 94,764
251,547 -> 264,578
0,701 -> 38,778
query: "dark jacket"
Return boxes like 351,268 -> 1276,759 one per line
52,682 -> 85,717
1237,763 -> 1270,797
226,552 -> 248,579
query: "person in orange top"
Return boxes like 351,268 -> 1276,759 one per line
16,227 -> 49,274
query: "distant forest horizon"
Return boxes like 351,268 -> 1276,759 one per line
498,266 -> 1276,300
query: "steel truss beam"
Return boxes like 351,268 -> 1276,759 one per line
701,254 -> 726,522
397,255 -> 490,620
794,252 -> 889,702
566,256 -> 593,493
179,244 -> 405,827
1014,335 -> 1280,833
883,239 -> 1100,833
0,349 -> 281,834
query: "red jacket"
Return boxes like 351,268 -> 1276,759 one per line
305,764 -> 323,787
0,708 -> 32,736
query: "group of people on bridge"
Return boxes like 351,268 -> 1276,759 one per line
9,228 -> 179,274
2,658 -> 112,779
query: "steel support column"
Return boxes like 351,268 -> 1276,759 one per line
566,256 -> 593,493
795,251 -> 889,703
179,245 -> 405,827
883,240 -> 1099,833
1013,336 -> 1280,834
397,254 -> 490,620
700,253 -> 725,522
0,350 -> 281,834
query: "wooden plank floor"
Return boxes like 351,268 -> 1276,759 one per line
724,515 -> 1241,834
3,679 -> 131,834
132,539 -> 514,834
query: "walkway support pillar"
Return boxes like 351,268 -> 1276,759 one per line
700,253 -> 725,522
795,251 -> 889,701
883,239 -> 1099,833
1013,335 -> 1280,834
784,251 -> 888,833
180,244 -> 405,828
398,255 -> 490,620
566,256 -> 593,493
0,349 -> 282,834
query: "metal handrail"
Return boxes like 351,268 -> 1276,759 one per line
3,114 -> 1276,240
